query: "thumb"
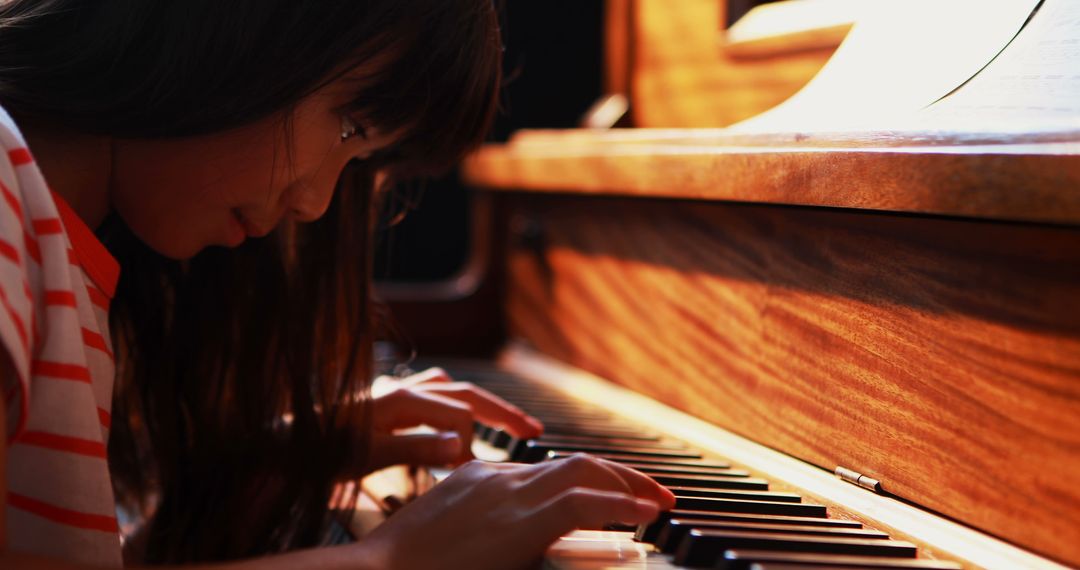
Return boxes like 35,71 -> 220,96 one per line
367,432 -> 468,471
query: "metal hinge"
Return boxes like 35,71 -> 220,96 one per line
835,466 -> 883,493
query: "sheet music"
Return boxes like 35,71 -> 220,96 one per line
731,0 -> 1043,133
917,0 -> 1080,132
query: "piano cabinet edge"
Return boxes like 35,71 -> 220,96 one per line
492,192 -> 1080,567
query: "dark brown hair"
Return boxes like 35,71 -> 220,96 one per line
0,0 -> 502,562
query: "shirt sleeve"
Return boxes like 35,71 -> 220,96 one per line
0,150 -> 35,443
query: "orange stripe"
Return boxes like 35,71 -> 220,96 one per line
85,286 -> 109,310
31,360 -> 90,383
8,492 -> 118,533
18,430 -> 106,458
0,238 -> 19,263
23,230 -> 40,264
32,218 -> 63,235
0,286 -> 28,354
51,193 -> 119,297
7,148 -> 32,166
1,181 -> 22,219
97,407 -> 111,429
44,290 -> 77,307
81,328 -> 113,359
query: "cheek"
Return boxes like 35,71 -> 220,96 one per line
111,133 -> 284,258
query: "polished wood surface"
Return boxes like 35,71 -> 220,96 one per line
504,347 -> 1066,569
463,128 -> 1080,225
497,195 -> 1080,566
624,0 -> 837,127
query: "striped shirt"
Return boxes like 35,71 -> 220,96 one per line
0,106 -> 122,566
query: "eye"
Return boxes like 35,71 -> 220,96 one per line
340,115 -> 368,142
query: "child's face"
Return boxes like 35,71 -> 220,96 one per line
109,76 -> 396,259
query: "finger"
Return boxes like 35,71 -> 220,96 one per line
415,382 -> 543,438
398,367 -> 453,388
374,388 -> 473,434
366,432 -> 464,471
519,454 -> 675,509
372,375 -> 401,398
576,457 -> 676,509
533,487 -> 660,542
373,389 -> 476,462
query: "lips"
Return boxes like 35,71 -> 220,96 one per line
233,210 -> 272,238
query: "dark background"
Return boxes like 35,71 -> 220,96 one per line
373,1 -> 604,283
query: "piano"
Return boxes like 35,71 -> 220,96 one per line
374,1 -> 1080,567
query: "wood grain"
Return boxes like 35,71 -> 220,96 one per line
498,195 -> 1080,566
603,0 -> 631,97
627,0 -> 837,127
462,129 -> 1080,225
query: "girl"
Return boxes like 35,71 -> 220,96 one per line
0,1 -> 674,569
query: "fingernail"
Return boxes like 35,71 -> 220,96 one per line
661,489 -> 677,509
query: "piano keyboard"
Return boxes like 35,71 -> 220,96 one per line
437,366 -> 952,570
416,346 -> 1067,569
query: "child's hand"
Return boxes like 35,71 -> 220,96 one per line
359,455 -> 676,570
364,368 -> 544,471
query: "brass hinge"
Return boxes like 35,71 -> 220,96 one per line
835,466 -> 883,493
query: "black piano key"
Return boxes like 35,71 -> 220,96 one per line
537,429 -> 663,442
651,475 -> 769,490
517,433 -> 684,447
487,429 -> 514,449
667,487 -> 802,503
673,497 -> 828,517
656,519 -> 888,554
634,510 -> 862,543
513,440 -> 703,463
546,451 -> 729,469
537,423 -> 654,439
630,464 -> 750,477
747,566 -> 945,570
719,550 -> 962,570
673,530 -> 917,567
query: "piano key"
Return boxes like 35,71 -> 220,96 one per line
510,436 -> 688,457
538,423 -> 655,439
546,451 -> 730,469
640,468 -> 752,480
513,441 -> 703,463
634,510 -> 862,543
667,487 -> 802,503
628,464 -> 750,477
673,530 -> 917,567
536,430 -> 663,442
673,497 -> 828,517
721,550 -> 961,570
486,428 -> 514,449
650,475 -> 769,490
511,433 -> 684,448
655,519 -> 889,554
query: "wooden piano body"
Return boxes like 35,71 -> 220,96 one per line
389,1 -> 1080,567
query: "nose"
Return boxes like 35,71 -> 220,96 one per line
285,182 -> 334,223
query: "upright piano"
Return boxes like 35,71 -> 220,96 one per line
380,1 -> 1080,567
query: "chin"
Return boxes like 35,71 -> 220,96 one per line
129,226 -> 206,260
149,241 -> 205,261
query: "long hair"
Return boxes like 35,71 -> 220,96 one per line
0,0 -> 502,562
